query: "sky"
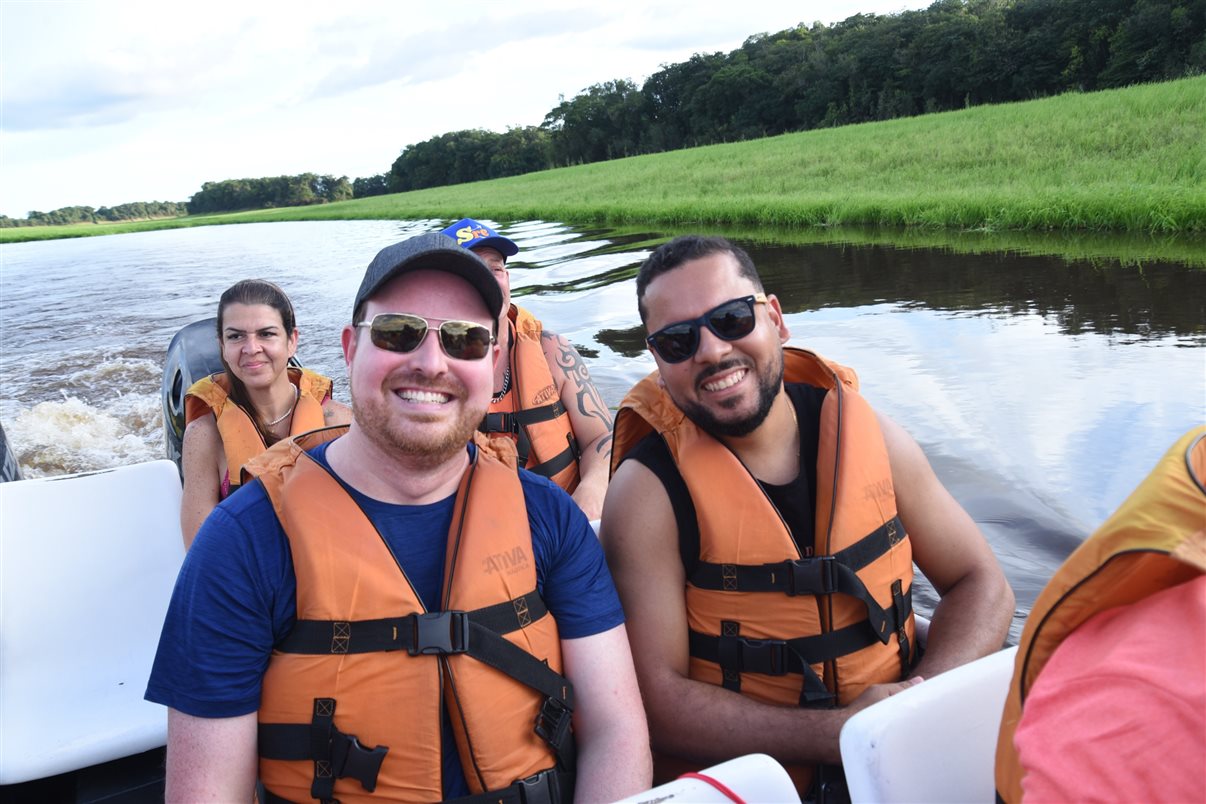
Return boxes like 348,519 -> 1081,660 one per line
1,0 -> 930,218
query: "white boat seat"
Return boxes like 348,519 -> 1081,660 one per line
0,461 -> 185,784
840,645 -> 1018,803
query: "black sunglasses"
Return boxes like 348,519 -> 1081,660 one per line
646,294 -> 768,363
356,313 -> 495,361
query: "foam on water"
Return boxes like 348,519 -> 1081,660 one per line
64,355 -> 163,392
4,394 -> 164,479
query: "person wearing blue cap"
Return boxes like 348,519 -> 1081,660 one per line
146,233 -> 652,802
440,218 -> 614,520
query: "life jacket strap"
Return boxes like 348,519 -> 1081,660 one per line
447,766 -> 576,804
273,591 -> 576,763
481,402 -> 574,473
467,621 -> 576,762
798,661 -> 836,708
483,401 -> 568,434
891,579 -> 913,673
259,698 -> 389,800
704,620 -> 836,706
690,515 -> 904,591
688,590 -> 914,704
689,619 -> 876,674
276,592 -> 548,654
689,516 -> 908,644
526,433 -> 580,480
719,620 -> 743,692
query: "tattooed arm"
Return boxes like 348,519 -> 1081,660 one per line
542,330 -> 613,521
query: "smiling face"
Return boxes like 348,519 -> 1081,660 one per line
643,251 -> 790,439
219,302 -> 298,391
342,269 -> 498,462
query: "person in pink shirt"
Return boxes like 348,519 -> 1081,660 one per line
1014,574 -> 1206,801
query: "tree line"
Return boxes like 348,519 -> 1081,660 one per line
387,0 -> 1204,188
186,174 -> 352,214
4,172 -> 353,225
10,0 -> 1201,222
0,201 -> 187,228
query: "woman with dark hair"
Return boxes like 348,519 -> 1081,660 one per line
179,279 -> 350,547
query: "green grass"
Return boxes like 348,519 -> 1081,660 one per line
5,77 -> 1204,256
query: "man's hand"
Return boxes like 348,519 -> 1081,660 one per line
845,676 -> 925,717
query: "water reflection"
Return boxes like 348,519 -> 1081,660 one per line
592,239 -> 1206,358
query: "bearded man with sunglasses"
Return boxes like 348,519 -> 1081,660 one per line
600,235 -> 1013,801
440,218 -> 614,520
147,233 -> 651,803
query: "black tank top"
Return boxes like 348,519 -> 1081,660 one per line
624,383 -> 828,574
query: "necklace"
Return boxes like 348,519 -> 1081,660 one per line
492,366 -> 512,403
264,385 -> 299,427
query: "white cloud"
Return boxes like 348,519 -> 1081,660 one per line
0,0 -> 928,217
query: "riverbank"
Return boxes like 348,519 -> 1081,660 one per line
4,77 -> 1203,247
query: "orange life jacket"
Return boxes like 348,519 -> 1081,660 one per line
184,367 -> 330,494
611,348 -> 916,792
483,306 -> 581,493
995,426 -> 1206,803
245,428 -> 574,803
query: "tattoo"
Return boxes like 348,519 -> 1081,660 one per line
545,332 -> 614,443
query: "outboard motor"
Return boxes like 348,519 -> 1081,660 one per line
0,420 -> 22,483
161,318 -> 225,476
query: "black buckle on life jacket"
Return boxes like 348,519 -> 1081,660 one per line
408,611 -> 469,656
743,636 -> 790,675
445,767 -> 574,804
534,697 -> 573,753
516,768 -> 561,804
788,555 -> 838,596
716,633 -> 791,676
482,411 -> 519,435
327,730 -> 389,793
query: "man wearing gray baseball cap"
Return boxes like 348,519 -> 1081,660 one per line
147,232 -> 652,803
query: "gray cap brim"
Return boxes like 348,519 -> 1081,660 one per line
354,232 -> 504,322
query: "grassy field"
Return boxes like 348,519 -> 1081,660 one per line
4,76 -> 1203,251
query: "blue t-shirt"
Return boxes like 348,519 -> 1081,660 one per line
146,442 -> 623,798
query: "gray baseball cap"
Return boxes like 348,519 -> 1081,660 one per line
353,233 -> 504,323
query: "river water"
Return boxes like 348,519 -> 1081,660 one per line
2,219 -> 1203,638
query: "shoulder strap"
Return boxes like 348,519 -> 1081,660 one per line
184,372 -> 229,424
270,595 -> 575,759
295,367 -> 333,405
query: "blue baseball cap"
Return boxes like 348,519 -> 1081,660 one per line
440,218 -> 519,258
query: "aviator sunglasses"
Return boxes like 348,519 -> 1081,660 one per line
356,313 -> 495,361
646,294 -> 768,363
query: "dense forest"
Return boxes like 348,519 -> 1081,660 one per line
9,0 -> 1202,223
185,174 -> 353,214
382,0 -> 1204,192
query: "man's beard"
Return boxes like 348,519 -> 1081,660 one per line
677,352 -> 784,439
351,378 -> 485,468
